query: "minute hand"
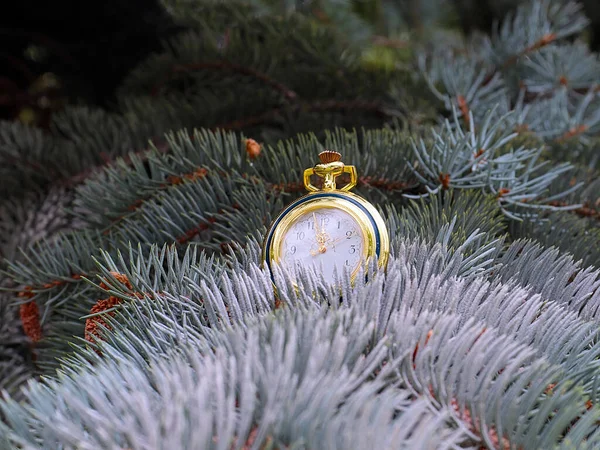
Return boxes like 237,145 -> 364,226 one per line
328,232 -> 356,248
312,213 -> 320,237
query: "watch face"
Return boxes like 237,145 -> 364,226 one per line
278,207 -> 365,283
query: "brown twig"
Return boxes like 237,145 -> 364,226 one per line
269,180 -> 306,194
548,200 -> 600,222
269,176 -> 414,194
371,35 -> 410,49
502,33 -> 557,69
521,82 -> 595,104
176,221 -> 212,245
456,95 -> 470,128
62,138 -> 171,188
359,176 -> 414,191
555,125 -> 588,143
449,398 -> 512,450
0,148 -> 60,179
152,62 -> 298,100
165,167 -> 209,186
307,99 -> 391,116
412,329 -> 433,369
215,99 -> 392,131
103,166 -> 210,230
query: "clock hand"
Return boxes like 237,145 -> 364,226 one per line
313,212 -> 320,237
309,242 -> 328,256
327,231 -> 357,248
310,243 -> 328,256
311,231 -> 355,257
308,217 -> 324,257
312,212 -> 330,253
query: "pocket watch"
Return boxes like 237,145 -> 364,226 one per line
262,150 -> 389,283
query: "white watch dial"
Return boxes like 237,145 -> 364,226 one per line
279,208 -> 364,283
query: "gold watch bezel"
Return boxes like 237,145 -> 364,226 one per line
262,190 -> 389,281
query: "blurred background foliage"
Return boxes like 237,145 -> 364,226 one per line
3,0 -> 600,128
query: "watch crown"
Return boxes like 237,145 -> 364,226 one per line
318,150 -> 342,164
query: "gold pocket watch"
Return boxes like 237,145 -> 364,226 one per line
262,150 -> 390,283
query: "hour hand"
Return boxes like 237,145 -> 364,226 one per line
313,213 -> 320,236
310,245 -> 325,256
314,215 -> 331,242
331,232 -> 353,245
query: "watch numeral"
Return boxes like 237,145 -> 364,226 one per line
307,221 -> 314,230
349,245 -> 356,254
290,245 -> 297,254
346,230 -> 353,239
296,231 -> 305,240
337,221 -> 341,229
345,259 -> 351,266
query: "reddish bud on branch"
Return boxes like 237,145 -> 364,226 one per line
85,272 -> 141,345
556,125 -> 588,142
20,301 -> 42,343
245,138 -> 262,159
497,188 -> 511,198
456,95 -> 470,128
439,173 -> 451,190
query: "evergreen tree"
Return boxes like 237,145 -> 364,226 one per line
1,0 -> 600,448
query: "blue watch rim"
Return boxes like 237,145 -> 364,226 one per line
264,192 -> 381,274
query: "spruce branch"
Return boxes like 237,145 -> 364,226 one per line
385,190 -> 505,256
72,127 -> 417,229
0,306 -> 473,448
509,210 -> 600,268
5,254 -> 600,448
548,201 -> 600,222
555,90 -> 600,143
408,108 -> 583,218
419,50 -> 506,125
520,42 -> 600,95
501,31 -> 557,69
0,185 -> 81,263
84,272 -> 141,346
486,0 -> 589,68
1,115 -> 592,385
493,239 -> 600,322
0,290 -> 34,403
